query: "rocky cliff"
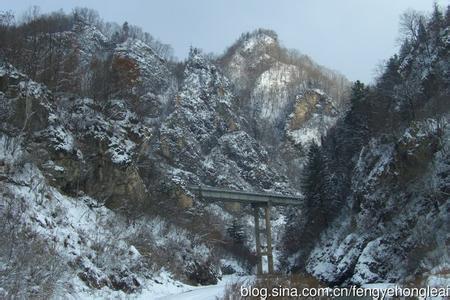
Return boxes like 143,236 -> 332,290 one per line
1,6 -> 447,298
1,15 -> 348,297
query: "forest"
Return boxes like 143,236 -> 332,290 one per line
0,3 -> 448,299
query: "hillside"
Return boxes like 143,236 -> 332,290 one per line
0,9 -> 349,298
0,5 -> 449,299
281,4 -> 449,288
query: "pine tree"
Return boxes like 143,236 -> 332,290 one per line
417,19 -> 428,45
301,142 -> 330,231
122,21 -> 129,41
343,81 -> 370,152
378,56 -> 402,94
446,5 -> 450,26
398,39 -> 412,62
227,218 -> 246,245
349,80 -> 367,106
281,141 -> 335,269
426,4 -> 444,55
429,3 -> 444,36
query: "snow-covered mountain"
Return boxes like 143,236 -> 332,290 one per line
1,17 -> 339,297
307,118 -> 449,285
0,6 -> 448,299
281,5 -> 449,288
220,29 -> 348,143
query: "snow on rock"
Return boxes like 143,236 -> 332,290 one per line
242,33 -> 276,53
0,62 -> 53,134
72,21 -> 109,64
223,30 -> 279,92
46,124 -> 76,153
157,48 -> 293,194
251,62 -> 300,123
203,130 -> 291,192
62,97 -> 152,166
306,116 -> 450,285
114,38 -> 172,95
0,151 -> 222,297
285,89 -> 338,147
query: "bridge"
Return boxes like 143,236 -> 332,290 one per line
188,185 -> 302,274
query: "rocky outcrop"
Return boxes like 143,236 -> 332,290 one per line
285,89 -> 338,147
0,63 -> 52,135
0,62 -> 150,211
306,118 -> 449,285
111,38 -> 174,118
221,29 -> 279,94
152,48 -> 294,198
220,29 -> 349,143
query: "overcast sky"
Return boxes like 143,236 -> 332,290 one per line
2,0 -> 447,83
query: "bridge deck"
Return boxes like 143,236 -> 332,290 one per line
188,185 -> 302,206
187,185 -> 302,275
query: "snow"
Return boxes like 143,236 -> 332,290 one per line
74,274 -> 252,300
0,151 -> 223,298
156,284 -> 224,300
153,275 -> 250,300
18,79 -> 46,99
72,22 -> 108,66
252,62 -> 299,123
287,126 -> 321,146
312,88 -> 325,96
284,90 -> 338,148
242,34 -> 276,53
114,38 -> 172,95
47,125 -> 75,153
0,134 -> 23,163
70,270 -> 191,300
108,134 -> 135,164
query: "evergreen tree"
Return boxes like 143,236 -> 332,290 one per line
446,5 -> 450,26
377,55 -> 402,95
122,21 -> 129,40
301,142 -> 331,232
349,80 -> 367,105
343,81 -> 370,151
227,218 -> 246,245
417,19 -> 428,44
429,3 -> 444,37
282,141 -> 335,270
398,39 -> 412,62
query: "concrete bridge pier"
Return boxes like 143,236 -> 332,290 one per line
253,202 -> 274,274
188,185 -> 302,275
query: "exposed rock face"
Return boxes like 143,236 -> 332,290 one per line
1,27 -> 312,291
220,29 -> 349,143
0,63 -> 150,211
285,89 -> 338,147
0,14 -> 355,295
306,118 -> 449,285
153,48 -> 293,195
72,21 -> 109,64
113,39 -> 171,94
250,62 -> 299,125
158,48 -> 240,168
0,64 -> 52,135
221,30 -> 279,94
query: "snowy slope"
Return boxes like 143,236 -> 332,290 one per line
306,117 -> 450,285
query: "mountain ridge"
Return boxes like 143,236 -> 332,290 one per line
0,6 -> 448,298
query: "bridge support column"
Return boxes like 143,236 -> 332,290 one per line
253,203 -> 274,275
253,205 -> 263,275
265,203 -> 274,274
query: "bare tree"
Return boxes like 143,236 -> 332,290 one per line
399,9 -> 426,43
0,10 -> 14,27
